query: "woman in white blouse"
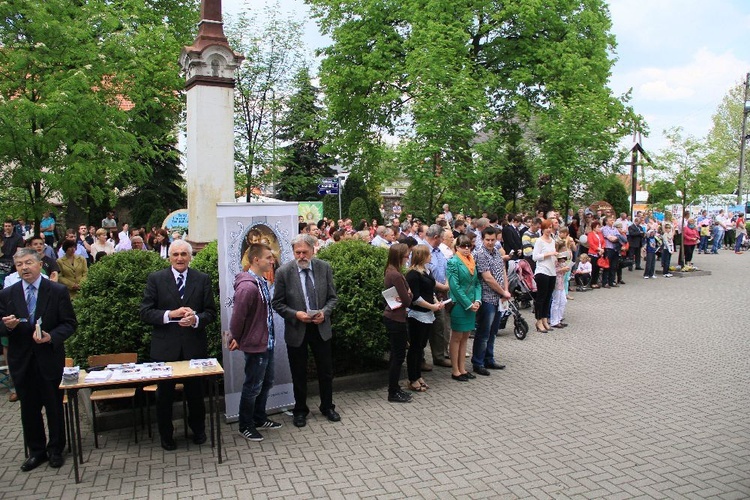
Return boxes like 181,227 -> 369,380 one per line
532,219 -> 557,333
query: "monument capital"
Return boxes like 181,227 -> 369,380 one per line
180,0 -> 243,88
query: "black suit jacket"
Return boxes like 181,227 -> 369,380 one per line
139,267 -> 216,361
0,279 -> 77,388
502,224 -> 523,257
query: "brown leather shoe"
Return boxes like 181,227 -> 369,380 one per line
420,362 -> 433,372
8,392 -> 18,402
432,359 -> 452,368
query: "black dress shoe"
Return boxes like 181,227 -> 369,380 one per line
20,454 -> 48,472
161,437 -> 177,451
293,414 -> 307,428
451,374 -> 468,382
464,372 -> 476,379
474,366 -> 491,376
322,409 -> 341,422
49,453 -> 64,468
486,363 -> 506,370
193,432 -> 207,445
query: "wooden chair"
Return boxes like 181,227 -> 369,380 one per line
87,353 -> 139,448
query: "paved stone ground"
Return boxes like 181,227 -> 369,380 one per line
0,250 -> 748,499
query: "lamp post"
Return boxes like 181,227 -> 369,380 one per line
737,72 -> 749,206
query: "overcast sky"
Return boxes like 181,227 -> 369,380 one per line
222,0 -> 750,154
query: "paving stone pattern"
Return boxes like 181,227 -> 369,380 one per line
0,251 -> 749,499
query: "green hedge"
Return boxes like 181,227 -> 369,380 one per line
317,240 -> 389,373
190,241 -> 222,362
67,251 -> 169,367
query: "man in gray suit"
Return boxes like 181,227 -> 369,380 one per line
272,234 -> 339,428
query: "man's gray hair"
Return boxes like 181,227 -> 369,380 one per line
475,217 -> 489,230
170,238 -> 193,255
375,225 -> 386,236
426,224 -> 443,239
291,233 -> 317,250
14,247 -> 41,262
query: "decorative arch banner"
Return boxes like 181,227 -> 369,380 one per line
216,202 -> 299,421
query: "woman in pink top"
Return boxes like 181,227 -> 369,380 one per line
682,219 -> 699,265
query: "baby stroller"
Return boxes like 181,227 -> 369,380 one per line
505,259 -> 535,340
507,259 -> 536,310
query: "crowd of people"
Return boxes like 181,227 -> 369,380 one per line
297,203 -> 747,403
1,202 -> 746,468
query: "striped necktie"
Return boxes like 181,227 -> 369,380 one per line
26,284 -> 37,323
176,273 -> 185,300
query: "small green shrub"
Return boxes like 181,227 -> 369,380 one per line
68,251 -> 169,367
317,240 -> 389,374
191,241 -> 222,361
348,196 -> 370,224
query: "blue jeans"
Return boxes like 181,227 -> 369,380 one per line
472,301 -> 502,369
735,233 -> 744,252
711,228 -> 724,253
698,235 -> 709,252
239,350 -> 275,431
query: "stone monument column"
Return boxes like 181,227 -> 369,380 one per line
179,0 -> 243,246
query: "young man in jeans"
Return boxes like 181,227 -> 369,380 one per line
229,243 -> 282,442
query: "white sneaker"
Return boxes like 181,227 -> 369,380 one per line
643,276 -> 649,279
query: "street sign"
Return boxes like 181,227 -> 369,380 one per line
318,180 -> 339,189
318,188 -> 339,195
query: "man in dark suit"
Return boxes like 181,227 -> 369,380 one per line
140,239 -> 216,450
0,248 -> 77,471
272,234 -> 340,428
502,215 -> 524,260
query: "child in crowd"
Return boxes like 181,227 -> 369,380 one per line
558,227 -> 576,299
574,254 -> 592,290
549,241 -> 570,329
643,228 -> 662,279
661,223 -> 674,277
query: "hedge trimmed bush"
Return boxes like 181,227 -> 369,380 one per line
317,240 -> 389,374
67,250 -> 169,367
190,241 -> 222,361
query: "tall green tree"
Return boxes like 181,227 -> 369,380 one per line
225,4 -> 309,201
309,0 -> 636,211
705,81 -> 747,197
0,0 -> 196,227
275,67 -> 335,201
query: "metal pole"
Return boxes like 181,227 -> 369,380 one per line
630,145 -> 638,217
737,72 -> 749,206
338,179 -> 342,221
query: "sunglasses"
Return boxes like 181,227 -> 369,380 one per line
458,243 -> 474,249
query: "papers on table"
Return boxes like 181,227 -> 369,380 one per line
189,358 -> 219,369
63,366 -> 80,383
84,362 -> 173,382
84,370 -> 113,382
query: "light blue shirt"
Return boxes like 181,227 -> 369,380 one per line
428,244 -> 447,285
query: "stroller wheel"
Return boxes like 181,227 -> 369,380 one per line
514,316 -> 528,340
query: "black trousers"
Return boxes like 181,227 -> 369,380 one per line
406,317 -> 431,382
156,377 -> 205,439
383,317 -> 407,395
628,245 -> 642,269
286,324 -> 334,416
534,273 -> 556,320
16,362 -> 65,457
